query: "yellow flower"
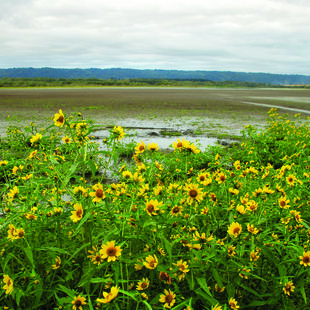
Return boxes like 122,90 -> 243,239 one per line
24,213 -> 37,220
72,295 -> 87,310
112,126 -> 125,141
278,196 -> 290,209
87,246 -> 104,265
89,183 -> 105,203
136,278 -> 150,290
215,284 -> 225,293
184,183 -> 204,204
159,272 -> 172,284
97,286 -> 119,304
122,170 -> 133,180
7,224 -> 16,241
12,166 -> 19,175
229,297 -> 240,309
229,188 -> 239,195
70,203 -> 83,222
227,245 -> 236,257
15,228 -> 25,239
216,171 -> 227,184
173,259 -> 190,280
187,142 -> 200,154
100,241 -> 122,262
73,185 -> 88,197
250,249 -> 260,262
170,205 -> 183,216
135,140 -> 146,153
159,289 -> 176,309
228,222 -> 242,238
27,149 -> 38,159
145,199 -> 162,216
62,135 -> 72,143
283,281 -> 295,295
300,251 -> 310,267
247,224 -> 259,235
0,160 -> 8,166
236,204 -> 246,214
30,132 -> 42,145
147,142 -> 159,151
286,174 -> 297,186
143,255 -> 158,269
7,186 -> 19,201
246,200 -> 258,212
3,275 -> 13,295
173,138 -> 190,151
212,304 -> 223,310
53,109 -> 65,127
52,256 -> 61,269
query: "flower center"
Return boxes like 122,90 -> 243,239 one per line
107,247 -> 116,256
147,204 -> 154,212
189,189 -> 198,198
233,227 -> 240,234
75,300 -> 82,307
96,189 -> 104,198
177,142 -> 182,148
165,294 -> 173,303
303,256 -> 310,263
76,209 -> 82,218
141,282 -> 148,288
58,115 -> 64,123
172,207 -> 180,213
199,176 -> 205,181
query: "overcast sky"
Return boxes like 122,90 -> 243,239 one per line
1,0 -> 310,74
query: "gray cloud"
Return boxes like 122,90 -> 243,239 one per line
1,0 -> 310,74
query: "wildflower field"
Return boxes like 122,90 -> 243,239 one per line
1,108 -> 310,310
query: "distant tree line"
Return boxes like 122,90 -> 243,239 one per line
0,77 -> 283,88
1,67 -> 310,85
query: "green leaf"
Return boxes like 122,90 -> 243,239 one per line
119,289 -> 138,301
212,268 -> 223,288
297,274 -> 307,304
142,300 -> 153,310
24,247 -> 35,269
58,284 -> 76,298
72,212 -> 92,237
15,288 -> 24,306
195,289 -> 218,306
65,242 -> 90,266
90,277 -> 107,284
161,236 -> 172,265
239,283 -> 262,298
63,162 -> 79,186
197,277 -> 213,298
87,159 -> 97,177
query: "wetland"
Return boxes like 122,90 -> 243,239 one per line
1,87 -> 310,149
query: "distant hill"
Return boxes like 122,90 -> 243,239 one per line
1,67 -> 310,85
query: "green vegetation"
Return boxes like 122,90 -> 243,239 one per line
160,130 -> 183,137
0,77 -> 273,88
1,109 -> 310,309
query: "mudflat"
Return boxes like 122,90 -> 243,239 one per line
1,87 -> 309,139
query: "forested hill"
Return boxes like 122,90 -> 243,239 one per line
1,67 -> 310,85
